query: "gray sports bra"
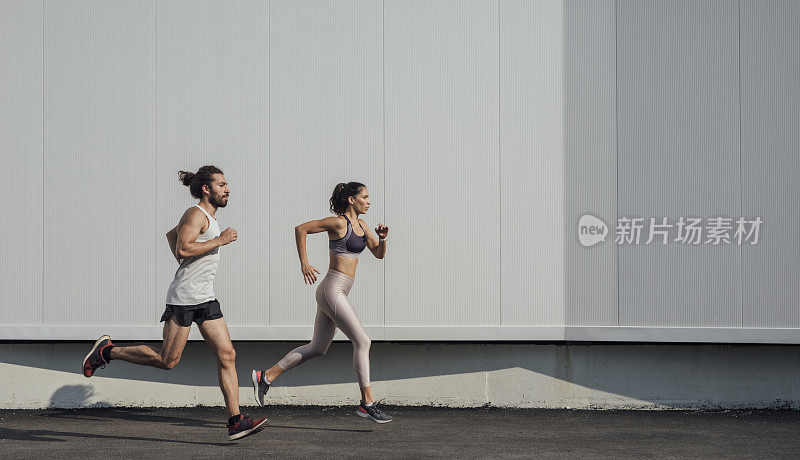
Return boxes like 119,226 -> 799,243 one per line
329,215 -> 367,258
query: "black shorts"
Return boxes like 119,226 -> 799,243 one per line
161,300 -> 223,327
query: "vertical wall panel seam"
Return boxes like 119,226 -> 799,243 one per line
498,0 -> 502,326
737,0 -> 743,327
560,1 -> 566,328
382,0 -> 386,328
561,1 -> 567,330
94,4 -> 100,317
268,0 -> 271,326
155,0 -> 159,326
41,0 -> 45,326
614,0 -> 620,327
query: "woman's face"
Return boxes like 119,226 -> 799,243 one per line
349,187 -> 371,215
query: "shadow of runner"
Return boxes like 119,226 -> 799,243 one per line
45,385 -> 224,428
265,424 -> 372,434
41,408 -> 374,434
39,408 -> 224,428
47,385 -> 100,409
0,427 -> 236,447
39,411 -> 374,434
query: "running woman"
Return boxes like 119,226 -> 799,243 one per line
252,182 -> 392,423
81,166 -> 267,440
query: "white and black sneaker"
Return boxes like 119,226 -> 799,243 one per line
251,370 -> 271,407
356,401 -> 393,423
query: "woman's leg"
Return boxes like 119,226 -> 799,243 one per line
331,296 -> 393,422
266,307 -> 337,382
326,290 -> 372,395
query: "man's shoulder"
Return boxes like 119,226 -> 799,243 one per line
180,206 -> 209,228
182,206 -> 205,219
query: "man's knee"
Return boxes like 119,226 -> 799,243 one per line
162,356 -> 180,370
218,346 -> 236,366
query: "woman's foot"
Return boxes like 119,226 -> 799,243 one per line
356,401 -> 393,423
251,370 -> 271,407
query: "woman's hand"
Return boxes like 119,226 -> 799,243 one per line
301,262 -> 321,284
375,223 -> 389,239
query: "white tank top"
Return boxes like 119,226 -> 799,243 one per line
166,205 -> 221,306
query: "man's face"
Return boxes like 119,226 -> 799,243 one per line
205,173 -> 230,208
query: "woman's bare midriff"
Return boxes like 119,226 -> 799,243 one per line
329,252 -> 358,278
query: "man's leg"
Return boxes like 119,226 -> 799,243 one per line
198,317 -> 239,417
110,316 -> 190,369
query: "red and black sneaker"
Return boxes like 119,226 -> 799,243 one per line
227,415 -> 268,440
82,335 -> 114,377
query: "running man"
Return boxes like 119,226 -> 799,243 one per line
82,165 -> 267,440
252,182 -> 393,423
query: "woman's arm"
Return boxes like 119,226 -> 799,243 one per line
360,219 -> 388,259
295,216 -> 344,284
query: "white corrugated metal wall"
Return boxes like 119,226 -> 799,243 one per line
564,0 -> 800,343
1,0 -> 797,342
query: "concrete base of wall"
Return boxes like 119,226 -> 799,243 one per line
1,342 -> 798,409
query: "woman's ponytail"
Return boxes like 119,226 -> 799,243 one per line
329,182 -> 365,215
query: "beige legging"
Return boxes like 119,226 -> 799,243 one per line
277,269 -> 371,387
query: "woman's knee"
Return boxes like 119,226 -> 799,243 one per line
353,334 -> 371,351
319,343 -> 332,356
309,342 -> 330,358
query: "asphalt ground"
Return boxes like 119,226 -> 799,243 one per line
1,406 -> 799,459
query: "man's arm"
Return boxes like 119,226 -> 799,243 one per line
174,208 -> 237,259
166,225 -> 180,262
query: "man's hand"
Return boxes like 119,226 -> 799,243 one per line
219,227 -> 238,245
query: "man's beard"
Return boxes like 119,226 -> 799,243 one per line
210,194 -> 228,208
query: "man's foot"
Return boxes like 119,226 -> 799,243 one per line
356,401 -> 393,423
82,335 -> 114,377
228,415 -> 268,440
251,370 -> 271,407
